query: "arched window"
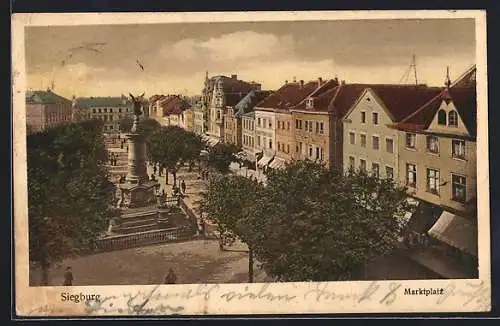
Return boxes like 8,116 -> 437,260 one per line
448,111 -> 458,127
437,109 -> 447,125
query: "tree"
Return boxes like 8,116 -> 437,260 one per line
117,116 -> 133,133
201,160 -> 413,282
206,143 -> 240,174
148,126 -> 203,186
27,120 -> 115,285
243,160 -> 412,281
201,174 -> 264,282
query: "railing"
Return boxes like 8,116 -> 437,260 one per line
179,198 -> 198,227
96,226 -> 195,252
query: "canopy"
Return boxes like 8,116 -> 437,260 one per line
428,211 -> 477,256
268,157 -> 286,170
257,154 -> 274,168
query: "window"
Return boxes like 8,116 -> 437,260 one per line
406,164 -> 416,187
277,141 -> 281,151
360,134 -> 366,148
286,144 -> 290,153
307,121 -> 313,132
372,112 -> 379,125
452,174 -> 467,203
319,122 -> 324,134
349,156 -> 355,169
386,138 -> 394,153
361,111 -> 366,124
269,139 -> 272,149
269,120 -> 272,129
427,136 -> 439,154
258,118 -> 261,127
438,109 -> 447,125
296,145 -> 299,153
372,163 -> 380,178
299,142 -> 303,154
287,122 -> 290,130
452,139 -> 466,159
360,159 -> 367,172
119,108 -> 122,113
372,136 -> 379,150
349,132 -> 355,145
385,166 -> 394,179
427,168 -> 440,195
104,108 -> 108,113
257,136 -> 261,146
98,108 -> 102,113
320,147 -> 324,161
448,111 -> 458,127
92,108 -> 96,113
316,147 -> 320,160
309,145 -> 313,158
406,133 -> 416,149
316,122 -> 320,133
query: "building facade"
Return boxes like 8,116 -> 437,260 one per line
25,89 -> 73,133
76,95 -> 134,133
242,111 -> 257,163
392,66 -> 478,278
202,74 -> 260,145
343,85 -> 441,179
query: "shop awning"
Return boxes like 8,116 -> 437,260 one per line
268,157 -> 286,170
428,211 -> 478,256
235,151 -> 247,160
405,201 -> 442,234
257,155 -> 274,168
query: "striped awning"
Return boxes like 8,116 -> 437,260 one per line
428,211 -> 478,256
257,155 -> 274,168
203,136 -> 220,147
268,157 -> 286,170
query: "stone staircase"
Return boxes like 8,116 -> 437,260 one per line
117,209 -> 159,234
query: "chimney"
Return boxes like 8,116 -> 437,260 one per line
231,74 -> 237,79
318,77 -> 323,87
293,76 -> 297,83
300,80 -> 304,88
285,80 -> 288,85
334,76 -> 339,85
341,80 -> 346,86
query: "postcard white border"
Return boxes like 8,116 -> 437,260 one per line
12,10 -> 490,316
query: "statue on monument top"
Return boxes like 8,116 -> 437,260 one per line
129,92 -> 145,116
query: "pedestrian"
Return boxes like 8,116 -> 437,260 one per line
200,219 -> 206,237
162,189 -> 165,196
153,165 -> 157,175
63,266 -> 73,286
151,174 -> 156,181
181,179 -> 186,194
164,268 -> 177,284
159,168 -> 162,177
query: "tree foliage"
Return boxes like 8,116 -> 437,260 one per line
148,126 -> 204,184
27,120 -> 115,284
206,143 -> 241,174
202,160 -> 412,282
117,116 -> 133,133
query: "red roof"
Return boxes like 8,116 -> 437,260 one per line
393,66 -> 477,136
257,79 -> 338,111
158,95 -> 190,116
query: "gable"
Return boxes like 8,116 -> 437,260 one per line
344,88 -> 395,123
426,99 -> 471,136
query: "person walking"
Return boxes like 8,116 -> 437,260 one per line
164,268 -> 177,284
180,180 -> 186,194
153,164 -> 157,175
63,266 -> 73,286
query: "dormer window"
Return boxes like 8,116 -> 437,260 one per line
448,111 -> 458,127
437,109 -> 447,125
306,98 -> 314,109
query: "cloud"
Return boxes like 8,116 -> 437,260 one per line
161,31 -> 295,63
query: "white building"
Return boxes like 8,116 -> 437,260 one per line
254,108 -> 276,170
342,85 -> 441,180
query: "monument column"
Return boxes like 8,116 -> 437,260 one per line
125,115 -> 149,184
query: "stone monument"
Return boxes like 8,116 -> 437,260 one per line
117,93 -> 159,208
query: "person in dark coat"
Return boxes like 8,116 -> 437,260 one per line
63,266 -> 73,286
164,268 -> 177,284
180,180 -> 186,194
153,165 -> 157,175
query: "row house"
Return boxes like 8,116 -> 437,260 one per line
25,89 -> 73,133
342,84 -> 442,179
289,78 -> 340,168
255,78 -> 335,170
391,66 -> 478,277
242,111 -> 257,162
203,73 -> 261,146
224,90 -> 272,147
75,95 -> 134,133
149,95 -> 191,128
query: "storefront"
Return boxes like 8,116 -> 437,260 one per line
268,157 -> 286,170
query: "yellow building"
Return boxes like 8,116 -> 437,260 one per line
391,65 -> 478,278
274,110 -> 294,163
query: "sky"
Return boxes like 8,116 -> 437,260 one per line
25,19 -> 476,98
